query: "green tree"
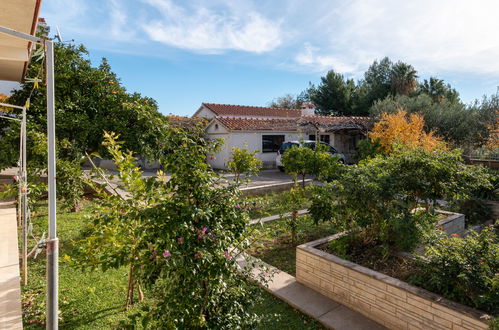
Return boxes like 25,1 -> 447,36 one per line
56,159 -> 85,212
390,62 -> 418,95
226,147 -> 262,183
418,77 -> 460,104
7,42 -> 168,162
309,146 -> 492,253
277,187 -> 306,245
75,130 -> 264,328
306,70 -> 357,115
354,57 -> 394,113
370,94 -> 496,149
281,144 -> 315,187
268,93 -> 303,109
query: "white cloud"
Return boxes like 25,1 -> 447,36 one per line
295,43 -> 359,73
291,0 -> 499,76
141,0 -> 282,53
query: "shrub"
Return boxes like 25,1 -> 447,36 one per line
75,131 -> 265,328
226,147 -> 262,183
369,109 -> 445,153
355,138 -> 383,161
282,142 -> 343,185
56,159 -> 84,212
309,147 -> 492,254
410,225 -> 499,314
277,187 -> 306,245
281,144 -> 315,187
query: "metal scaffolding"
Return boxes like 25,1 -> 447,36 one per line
0,25 -> 58,330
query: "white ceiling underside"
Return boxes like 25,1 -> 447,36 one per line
0,0 -> 41,81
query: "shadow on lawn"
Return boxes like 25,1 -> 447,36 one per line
60,305 -> 124,329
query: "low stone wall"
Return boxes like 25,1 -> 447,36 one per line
436,210 -> 465,236
470,159 -> 499,170
296,234 -> 491,330
239,179 -> 312,197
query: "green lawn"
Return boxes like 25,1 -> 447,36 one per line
243,191 -> 311,219
21,199 -> 323,329
248,215 -> 339,275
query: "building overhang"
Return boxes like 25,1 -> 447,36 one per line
0,0 -> 42,82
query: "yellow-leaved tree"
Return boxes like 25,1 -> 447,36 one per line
484,109 -> 498,149
369,109 -> 445,152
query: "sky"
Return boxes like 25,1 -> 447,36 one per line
2,0 -> 499,116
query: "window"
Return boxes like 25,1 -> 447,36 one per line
320,134 -> 330,144
309,134 -> 316,141
262,135 -> 285,153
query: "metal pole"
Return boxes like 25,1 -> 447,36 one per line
21,107 -> 28,285
45,40 -> 58,330
17,125 -> 22,228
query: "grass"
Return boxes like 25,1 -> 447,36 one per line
21,198 -> 322,329
243,191 -> 311,219
248,215 -> 339,275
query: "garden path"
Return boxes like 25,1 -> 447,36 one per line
0,201 -> 22,329
238,254 -> 387,330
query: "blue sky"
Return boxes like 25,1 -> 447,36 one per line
3,0 -> 499,116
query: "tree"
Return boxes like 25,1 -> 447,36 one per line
226,147 -> 262,183
355,57 -> 394,113
7,42 -> 169,162
277,187 -> 306,245
75,130 -> 264,328
309,146 -> 492,254
369,109 -> 444,152
418,77 -> 460,104
306,70 -> 357,115
484,109 -> 499,149
370,94 -> 496,149
390,62 -> 418,95
281,144 -> 315,187
268,93 -> 303,109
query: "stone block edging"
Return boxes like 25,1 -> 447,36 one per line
296,215 -> 492,329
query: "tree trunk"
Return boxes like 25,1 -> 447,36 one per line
125,262 -> 134,309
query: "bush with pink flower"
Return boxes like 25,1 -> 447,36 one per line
74,130 -> 264,328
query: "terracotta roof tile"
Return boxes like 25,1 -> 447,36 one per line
203,103 -> 302,118
215,117 -> 298,131
214,115 -> 370,132
299,116 -> 369,126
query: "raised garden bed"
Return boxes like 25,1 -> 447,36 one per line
295,211 -> 492,330
248,215 -> 338,275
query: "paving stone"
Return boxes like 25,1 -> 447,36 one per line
238,253 -> 387,329
318,305 -> 387,330
0,202 -> 22,330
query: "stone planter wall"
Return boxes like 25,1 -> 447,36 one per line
436,210 -> 465,236
296,212 -> 491,330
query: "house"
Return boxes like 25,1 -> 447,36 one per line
193,103 -> 369,169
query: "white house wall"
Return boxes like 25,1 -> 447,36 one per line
195,106 -> 217,119
207,131 -> 305,170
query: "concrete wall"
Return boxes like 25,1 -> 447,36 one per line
437,210 -> 465,237
470,159 -> 499,170
207,131 -> 304,170
296,212 -> 490,330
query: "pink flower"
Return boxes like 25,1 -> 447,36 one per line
152,250 -> 158,255
224,251 -> 232,260
202,227 -> 208,234
450,233 -> 460,238
235,204 -> 242,209
177,237 -> 183,244
194,252 -> 202,259
163,250 -> 171,258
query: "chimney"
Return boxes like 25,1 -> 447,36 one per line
300,102 -> 315,116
